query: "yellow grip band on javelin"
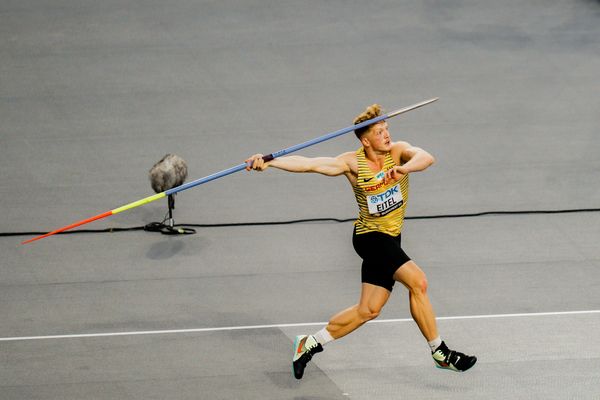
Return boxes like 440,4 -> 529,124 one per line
112,192 -> 166,214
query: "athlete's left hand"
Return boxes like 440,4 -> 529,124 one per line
384,166 -> 408,184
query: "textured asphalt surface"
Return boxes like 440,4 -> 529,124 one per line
1,1 -> 599,399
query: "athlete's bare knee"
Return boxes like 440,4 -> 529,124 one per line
409,276 -> 428,296
357,305 -> 380,322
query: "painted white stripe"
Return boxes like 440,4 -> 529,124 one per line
369,309 -> 600,324
1,309 -> 598,342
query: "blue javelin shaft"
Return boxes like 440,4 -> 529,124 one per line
165,97 -> 438,196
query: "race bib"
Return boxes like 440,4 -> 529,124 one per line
367,184 -> 403,216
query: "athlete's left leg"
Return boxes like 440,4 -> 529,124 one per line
393,260 -> 438,341
394,260 -> 477,372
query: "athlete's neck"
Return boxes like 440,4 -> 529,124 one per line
364,147 -> 388,170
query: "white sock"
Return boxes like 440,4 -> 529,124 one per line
313,327 -> 335,346
428,336 -> 442,353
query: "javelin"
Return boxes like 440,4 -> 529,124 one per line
22,97 -> 438,245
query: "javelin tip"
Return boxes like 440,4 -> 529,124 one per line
387,97 -> 439,118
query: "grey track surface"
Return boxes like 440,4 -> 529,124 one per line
1,1 -> 599,399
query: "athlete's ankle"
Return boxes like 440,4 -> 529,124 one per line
313,327 -> 335,346
428,336 -> 442,353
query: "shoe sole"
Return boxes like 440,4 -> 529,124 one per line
435,356 -> 477,372
292,335 -> 301,379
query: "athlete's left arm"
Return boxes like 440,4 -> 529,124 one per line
385,141 -> 435,183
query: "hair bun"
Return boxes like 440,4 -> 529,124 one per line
353,104 -> 383,125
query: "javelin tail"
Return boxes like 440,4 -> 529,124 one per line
21,211 -> 114,245
21,193 -> 167,244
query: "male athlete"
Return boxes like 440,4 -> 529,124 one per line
246,104 -> 477,379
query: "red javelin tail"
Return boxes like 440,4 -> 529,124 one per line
21,211 -> 113,245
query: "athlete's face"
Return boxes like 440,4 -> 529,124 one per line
364,122 -> 391,151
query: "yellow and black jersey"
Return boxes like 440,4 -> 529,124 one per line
352,147 -> 409,236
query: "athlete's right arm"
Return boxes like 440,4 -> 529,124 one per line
245,153 -> 353,177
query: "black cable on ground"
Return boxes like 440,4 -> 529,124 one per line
1,207 -> 599,238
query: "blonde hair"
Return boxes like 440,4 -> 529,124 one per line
353,104 -> 383,138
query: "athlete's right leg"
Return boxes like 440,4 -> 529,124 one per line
326,282 -> 391,339
292,283 -> 390,379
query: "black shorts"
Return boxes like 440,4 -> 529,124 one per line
352,228 -> 411,292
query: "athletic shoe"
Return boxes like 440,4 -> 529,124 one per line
292,335 -> 323,379
432,341 -> 477,372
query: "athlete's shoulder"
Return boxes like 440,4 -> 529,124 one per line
337,151 -> 358,182
390,141 -> 411,164
337,151 -> 357,164
391,141 -> 411,152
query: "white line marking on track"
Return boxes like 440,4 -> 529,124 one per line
1,309 -> 598,342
